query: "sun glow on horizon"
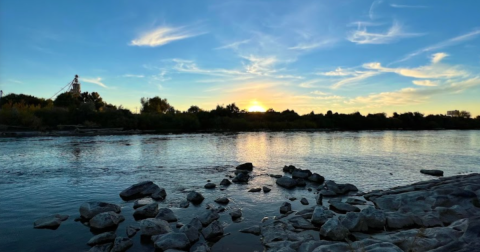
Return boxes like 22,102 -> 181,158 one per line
248,101 -> 266,112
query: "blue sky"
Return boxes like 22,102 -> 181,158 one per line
1,0 -> 480,116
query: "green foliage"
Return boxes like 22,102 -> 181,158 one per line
140,96 -> 171,114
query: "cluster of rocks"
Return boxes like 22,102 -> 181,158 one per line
276,165 -> 325,189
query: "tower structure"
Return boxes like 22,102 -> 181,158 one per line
70,75 -> 81,95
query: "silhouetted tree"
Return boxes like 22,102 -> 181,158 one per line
140,96 -> 171,114
187,105 -> 202,113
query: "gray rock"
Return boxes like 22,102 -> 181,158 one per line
363,242 -> 403,252
296,179 -> 307,187
202,220 -> 224,240
152,188 -> 167,200
139,218 -> 172,237
156,208 -> 178,222
307,173 -> 325,184
133,203 -> 159,219
87,232 -> 116,246
311,243 -> 351,252
248,187 -> 262,192
289,197 -> 297,201
319,218 -> 349,241
110,237 -> 133,252
214,197 -> 229,204
283,165 -> 296,173
280,202 -> 292,214
460,216 -> 480,243
361,206 -> 386,229
325,180 -> 358,195
180,225 -> 200,243
288,216 -> 316,230
199,210 -> 220,226
154,232 -> 190,251
263,186 -> 272,193
89,211 -> 125,230
311,206 -> 335,226
329,201 -> 360,213
179,200 -> 190,208
190,241 -> 211,252
187,191 -> 204,204
88,243 -> 113,252
341,212 -> 368,232
232,172 -> 250,183
133,198 -> 155,209
345,198 -> 367,205
300,198 -> 309,205
33,214 -> 69,229
188,218 -> 203,231
204,183 -> 216,189
386,212 -> 415,229
229,209 -> 242,219
236,162 -> 253,171
126,226 -> 139,238
296,207 -> 316,219
270,174 -> 283,178
276,176 -> 297,189
436,205 -> 470,224
298,240 -> 335,252
316,193 -> 323,205
292,169 -> 312,179
220,179 -> 231,186
319,189 -> 337,197
240,225 -> 261,235
421,169 -> 444,176
119,181 -> 164,200
80,202 -> 121,219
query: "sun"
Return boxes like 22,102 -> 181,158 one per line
248,101 -> 266,112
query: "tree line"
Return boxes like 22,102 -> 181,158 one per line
1,92 -> 479,132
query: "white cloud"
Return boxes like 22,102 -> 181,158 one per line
390,4 -> 427,8
412,80 -> 437,87
431,52 -> 448,64
347,22 -> 422,44
369,0 -> 383,20
123,74 -> 145,78
215,39 -> 250,50
310,90 -> 330,95
318,67 -> 356,76
81,77 -> 108,88
289,40 -> 334,50
331,71 -> 379,89
363,60 -> 467,79
130,26 -> 204,47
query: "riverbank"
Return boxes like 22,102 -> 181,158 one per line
32,163 -> 480,252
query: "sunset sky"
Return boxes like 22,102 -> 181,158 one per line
1,0 -> 480,116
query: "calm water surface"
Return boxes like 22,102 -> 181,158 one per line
1,131 -> 479,252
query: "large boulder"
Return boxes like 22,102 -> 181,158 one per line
292,169 -> 313,179
87,232 -> 116,246
33,214 -> 69,229
340,212 -> 368,232
283,165 -> 296,173
89,212 -> 125,230
154,232 -> 190,251
386,212 -> 415,229
420,169 -> 444,176
119,181 -> 165,200
156,208 -> 178,222
232,173 -> 250,183
204,183 -> 216,189
311,206 -> 335,226
324,180 -> 358,195
288,216 -> 316,230
179,224 -> 200,243
280,202 -> 292,214
187,191 -> 204,204
199,210 -> 220,226
202,220 -> 224,240
319,218 -> 349,241
236,162 -> 253,171
133,203 -> 159,219
110,237 -> 133,252
361,207 -> 386,229
139,218 -> 172,237
308,173 -> 325,184
214,197 -> 229,204
276,176 -> 297,189
80,202 -> 121,219
329,201 -> 360,213
240,225 -> 261,235
220,179 -> 231,186
229,209 -> 242,219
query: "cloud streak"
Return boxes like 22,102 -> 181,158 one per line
81,77 -> 108,88
131,25 -> 204,47
390,4 -> 427,9
347,22 -> 422,44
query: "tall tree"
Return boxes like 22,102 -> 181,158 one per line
140,96 -> 171,114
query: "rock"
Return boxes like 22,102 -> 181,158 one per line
154,232 -> 190,251
236,162 -> 253,171
292,169 -> 312,179
190,241 -> 211,252
80,202 -> 121,219
126,226 -> 139,238
329,201 -> 360,213
308,173 -> 325,184
133,198 -> 155,209
89,212 -> 125,230
276,176 -> 297,189
421,169 -> 444,176
345,198 -> 367,205
179,200 -> 190,208
289,197 -> 297,201
180,225 -> 200,243
270,174 -> 283,178
187,191 -> 204,204
202,220 -> 224,240
300,198 -> 309,205
296,207 -> 316,219
220,179 -> 231,186
316,193 -> 323,205
87,232 -> 116,246
110,237 -> 133,252
139,218 -> 172,237
386,212 -> 415,229
249,188 -> 262,192
232,173 -> 249,183
88,243 -> 113,252
340,212 -> 368,232
204,183 -> 216,189
199,210 -> 220,226
119,181 -> 164,200
436,205 -> 470,224
362,242 -> 403,252
263,186 -> 272,193
280,202 -> 292,214
188,218 -> 203,231
289,216 -> 316,230
229,209 -> 242,219
214,197 -> 229,204
283,165 -> 296,173
33,214 -> 69,229
133,203 -> 159,219
156,208 -> 178,222
319,189 -> 337,197
460,216 -> 480,243
311,206 -> 335,226
319,218 -> 349,241
240,225 -> 261,235
361,206 -> 386,229
152,188 -> 167,200
295,179 -> 307,187
324,180 -> 358,195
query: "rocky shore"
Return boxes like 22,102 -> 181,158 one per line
33,164 -> 480,252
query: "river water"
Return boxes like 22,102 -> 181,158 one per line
1,131 -> 479,252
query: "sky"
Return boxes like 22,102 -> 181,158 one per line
1,0 -> 480,116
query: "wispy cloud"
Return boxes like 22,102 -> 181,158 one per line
123,74 -> 145,78
8,79 -> 23,84
318,67 -> 356,76
215,39 -> 250,50
390,4 -> 427,9
130,25 -> 205,47
363,60 -> 468,79
331,71 -> 379,89
412,80 -> 437,86
347,22 -> 422,44
310,90 -> 330,95
81,77 -> 108,88
431,52 -> 448,64
369,0 -> 383,20
289,40 -> 334,51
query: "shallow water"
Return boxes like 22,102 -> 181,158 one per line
1,131 -> 479,251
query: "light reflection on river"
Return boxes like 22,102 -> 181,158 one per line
0,131 -> 479,251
